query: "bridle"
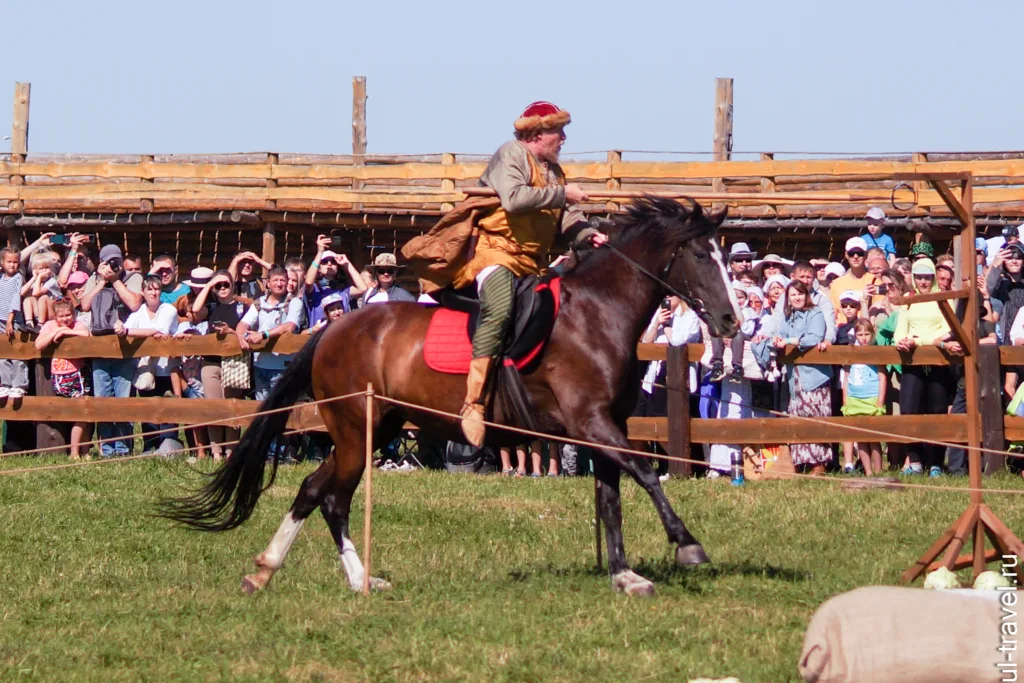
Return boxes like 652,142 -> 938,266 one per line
598,241 -> 709,322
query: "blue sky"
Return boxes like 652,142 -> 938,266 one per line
3,0 -> 1022,157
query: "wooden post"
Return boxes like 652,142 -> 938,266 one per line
8,82 -> 30,245
712,78 -> 733,197
352,77 -> 367,212
261,153 -> 278,275
594,477 -> 603,571
666,344 -> 692,477
760,152 -> 776,217
606,150 -> 622,212
362,382 -> 374,596
978,343 -> 1005,474
140,154 -> 155,212
440,152 -> 455,213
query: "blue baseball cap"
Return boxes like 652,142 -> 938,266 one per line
975,237 -> 988,254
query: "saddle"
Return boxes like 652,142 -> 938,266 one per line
423,275 -> 561,375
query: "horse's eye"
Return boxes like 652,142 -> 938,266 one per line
694,252 -> 708,261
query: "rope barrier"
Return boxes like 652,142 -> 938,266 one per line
371,394 -> 1024,497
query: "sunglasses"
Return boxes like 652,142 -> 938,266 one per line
840,301 -> 859,308
376,268 -> 396,275
321,259 -> 338,266
731,257 -> 752,264
154,267 -> 173,277
846,250 -> 866,257
213,282 -> 231,291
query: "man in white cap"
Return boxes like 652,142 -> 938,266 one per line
829,237 -> 881,325
727,242 -> 756,282
860,207 -> 896,265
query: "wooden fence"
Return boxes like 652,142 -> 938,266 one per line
3,334 -> 1018,473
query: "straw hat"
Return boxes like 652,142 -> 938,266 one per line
182,266 -> 214,289
368,252 -> 405,271
752,254 -> 792,280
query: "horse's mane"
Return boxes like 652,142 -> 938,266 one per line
569,196 -> 717,276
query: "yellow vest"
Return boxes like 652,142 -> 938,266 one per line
453,151 -> 563,288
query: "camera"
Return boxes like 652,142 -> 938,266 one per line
106,258 -> 122,272
876,284 -> 888,295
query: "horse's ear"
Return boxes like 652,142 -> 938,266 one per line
708,206 -> 728,227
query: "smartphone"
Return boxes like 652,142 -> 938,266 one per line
331,235 -> 344,251
978,264 -> 984,276
660,299 -> 672,311
50,234 -> 67,245
876,284 -> 888,295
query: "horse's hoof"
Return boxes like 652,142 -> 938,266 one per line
676,543 -> 711,566
369,576 -> 393,592
611,570 -> 655,597
241,574 -> 264,595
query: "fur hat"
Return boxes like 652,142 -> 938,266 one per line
514,101 -> 571,135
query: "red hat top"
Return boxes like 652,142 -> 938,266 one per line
513,101 -> 571,134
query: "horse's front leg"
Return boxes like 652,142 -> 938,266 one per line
592,456 -> 654,596
576,414 -> 710,568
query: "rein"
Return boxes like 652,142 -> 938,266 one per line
597,242 -> 707,319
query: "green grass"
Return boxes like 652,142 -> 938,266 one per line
1,458 -> 1023,682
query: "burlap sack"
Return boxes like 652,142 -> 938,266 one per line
799,585 -> 1006,682
400,197 -> 500,293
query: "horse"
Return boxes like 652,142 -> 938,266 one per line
162,196 -> 742,597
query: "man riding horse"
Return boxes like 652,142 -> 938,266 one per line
450,101 -> 608,446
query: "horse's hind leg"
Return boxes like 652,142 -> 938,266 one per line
241,461 -> 333,595
319,410 -> 403,592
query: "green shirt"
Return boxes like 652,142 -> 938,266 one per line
875,310 -> 902,374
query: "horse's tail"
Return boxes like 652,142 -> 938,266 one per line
159,327 -> 327,532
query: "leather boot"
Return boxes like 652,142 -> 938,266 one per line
460,356 -> 493,446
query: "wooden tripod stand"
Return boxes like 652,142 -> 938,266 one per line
899,172 -> 1024,585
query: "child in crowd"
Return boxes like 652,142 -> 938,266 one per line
305,292 -> 346,334
834,290 -> 862,346
21,251 -> 61,331
840,319 -> 886,475
860,207 -> 896,265
0,247 -> 29,398
705,282 -> 751,381
35,298 -> 92,459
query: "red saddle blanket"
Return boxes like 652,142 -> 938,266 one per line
423,278 -> 560,374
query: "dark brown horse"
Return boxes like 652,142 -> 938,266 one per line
163,197 -> 741,597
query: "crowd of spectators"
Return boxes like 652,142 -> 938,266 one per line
6,210 -> 1020,480
6,232 -> 411,462
637,206 -> 1015,480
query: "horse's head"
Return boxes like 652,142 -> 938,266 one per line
618,196 -> 742,338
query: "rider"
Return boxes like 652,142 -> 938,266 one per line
454,101 -> 607,446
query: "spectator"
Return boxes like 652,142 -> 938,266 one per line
760,280 -> 833,474
237,265 -> 304,401
822,262 -> 845,289
987,241 -> 1024,346
192,270 -> 247,461
0,247 -> 29,399
150,254 -> 190,307
65,270 -> 92,328
908,241 -> 935,263
860,207 -> 896,264
866,250 -> 888,279
18,232 -> 55,267
305,292 -> 346,334
840,318 -> 886,476
811,259 -> 830,288
357,269 -> 375,308
21,251 -> 60,331
775,260 -> 837,345
284,257 -> 307,303
737,271 -> 758,288
752,254 -> 791,284
727,242 -> 756,282
936,253 -> 955,270
874,268 -> 912,472
79,244 -> 144,458
936,264 -> 954,292
946,300 -> 998,476
893,258 -> 912,279
116,274 -> 180,455
304,235 -> 367,326
830,237 -> 881,324
177,267 -> 215,459
56,233 -> 93,288
834,291 -> 862,346
745,286 -> 765,320
894,259 -> 962,476
499,445 -> 527,477
35,298 -> 92,459
123,253 -> 144,277
763,273 -> 790,315
229,250 -> 269,302
364,253 -> 417,303
987,224 -> 1020,267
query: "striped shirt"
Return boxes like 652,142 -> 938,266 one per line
0,273 -> 24,325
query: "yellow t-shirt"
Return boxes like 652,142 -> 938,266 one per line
829,271 -> 883,324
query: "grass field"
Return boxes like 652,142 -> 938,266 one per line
2,457 -> 1023,682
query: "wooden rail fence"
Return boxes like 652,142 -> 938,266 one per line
2,335 -> 1018,472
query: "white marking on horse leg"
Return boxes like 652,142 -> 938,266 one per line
709,241 -> 743,322
339,536 -> 392,592
339,536 -> 365,592
258,511 -> 306,571
611,569 -> 656,597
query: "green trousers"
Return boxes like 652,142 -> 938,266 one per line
472,266 -> 515,358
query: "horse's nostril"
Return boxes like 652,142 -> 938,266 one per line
722,313 -> 736,325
